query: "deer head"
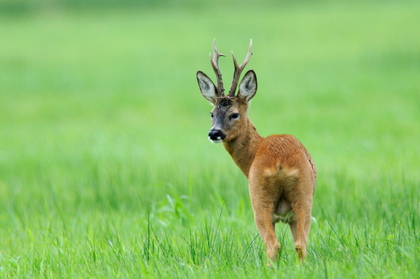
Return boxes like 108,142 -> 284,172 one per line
196,39 -> 257,143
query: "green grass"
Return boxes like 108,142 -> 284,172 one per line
0,1 -> 419,278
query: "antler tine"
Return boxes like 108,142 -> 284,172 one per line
210,39 -> 226,96
228,39 -> 253,97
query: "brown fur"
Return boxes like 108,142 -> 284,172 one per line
196,41 -> 316,263
217,97 -> 317,262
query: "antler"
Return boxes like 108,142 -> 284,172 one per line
228,39 -> 253,97
210,39 -> 226,96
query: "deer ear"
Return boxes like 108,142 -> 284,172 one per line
197,71 -> 218,104
237,70 -> 257,102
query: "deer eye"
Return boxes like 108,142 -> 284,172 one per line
230,113 -> 240,120
210,112 -> 214,118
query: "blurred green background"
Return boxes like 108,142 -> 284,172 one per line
0,0 -> 419,277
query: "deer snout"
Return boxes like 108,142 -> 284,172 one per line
208,129 -> 226,143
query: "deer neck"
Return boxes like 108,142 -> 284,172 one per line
223,118 -> 264,178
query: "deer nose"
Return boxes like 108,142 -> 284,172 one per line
208,129 -> 226,142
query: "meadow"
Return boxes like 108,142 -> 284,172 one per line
0,1 -> 419,277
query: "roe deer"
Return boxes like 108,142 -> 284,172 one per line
196,40 -> 317,262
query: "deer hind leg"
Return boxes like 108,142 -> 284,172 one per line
289,196 -> 313,261
248,176 -> 281,262
252,204 -> 280,262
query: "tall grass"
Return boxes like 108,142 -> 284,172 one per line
0,1 -> 419,277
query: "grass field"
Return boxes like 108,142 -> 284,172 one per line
0,0 -> 419,277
